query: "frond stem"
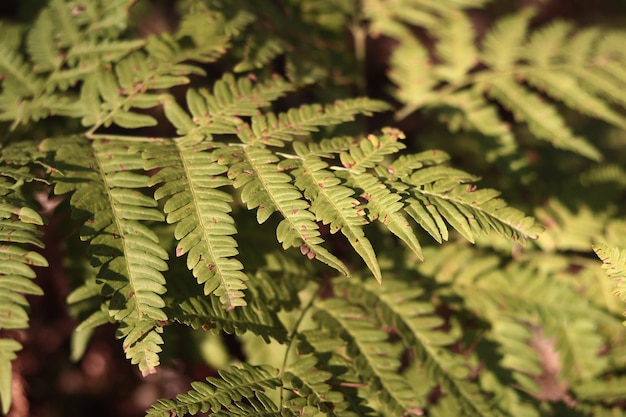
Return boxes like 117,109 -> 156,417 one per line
84,133 -> 162,142
278,283 -> 323,410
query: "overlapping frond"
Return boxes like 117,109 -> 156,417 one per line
43,136 -> 167,376
336,278 -> 503,417
419,243 -> 618,409
145,137 -> 248,310
178,73 -> 296,136
0,0 -> 137,127
0,0 -> 244,131
390,8 -> 626,161
313,296 -> 425,416
147,364 -> 281,417
380,148 -> 543,244
66,267 -> 111,361
283,355 -> 357,417
535,198 -> 607,252
232,144 -> 350,276
594,243 -> 626,315
238,98 -> 390,147
364,0 -> 491,38
0,163 -> 46,415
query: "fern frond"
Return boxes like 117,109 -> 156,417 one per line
433,10 -> 477,83
391,8 -> 626,161
397,155 -> 542,244
26,9 -> 61,73
162,258 -> 288,342
167,293 -> 287,343
66,265 -> 110,362
0,43 -> 41,97
481,9 -> 534,71
145,138 -> 248,310
0,339 -> 22,415
575,376 -> 626,403
339,129 -> 425,261
421,244 -> 612,394
364,0 -> 490,38
484,77 -> 602,161
147,364 -> 281,417
44,136 -> 167,376
0,163 -> 46,415
535,199 -> 606,252
594,243 -> 626,311
314,297 -> 425,416
169,73 -> 295,136
213,392 -> 284,417
234,32 -> 286,72
228,144 -> 350,276
0,339 -> 20,415
283,355 -> 356,417
337,278 -> 502,417
0,0 -> 142,128
290,146 -> 380,282
239,98 -> 390,147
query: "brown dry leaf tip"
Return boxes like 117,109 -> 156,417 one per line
527,325 -> 576,407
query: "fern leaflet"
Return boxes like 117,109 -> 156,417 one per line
43,136 -> 167,376
147,364 -> 281,417
0,163 -> 46,415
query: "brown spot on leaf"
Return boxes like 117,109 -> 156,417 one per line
526,326 -> 576,407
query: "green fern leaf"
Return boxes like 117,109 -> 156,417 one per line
230,144 -> 350,276
348,172 -> 424,261
337,278 -> 502,417
26,9 -> 61,73
290,147 -> 381,281
234,32 -> 286,72
0,43 -> 41,97
44,136 -> 168,376
482,9 -> 534,71
213,392 -> 284,417
400,159 -> 542,243
66,39 -> 145,65
166,292 -> 287,343
523,70 -> 626,128
364,0 -> 489,38
172,73 -> 295,136
389,37 -> 437,109
146,138 -> 248,310
535,199 -> 605,252
575,376 -> 626,403
0,162 -> 47,415
433,10 -> 477,83
484,77 -> 602,161
339,127 -> 406,173
239,98 -> 390,147
147,364 -> 281,417
0,339 -> 20,415
422,244 -> 611,394
314,297 -> 425,416
594,243 -> 626,310
284,355 -> 356,416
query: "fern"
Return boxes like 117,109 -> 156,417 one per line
389,7 -> 626,162
1,1 -> 626,416
0,162 -> 46,414
42,136 -> 168,376
594,243 -> 626,316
